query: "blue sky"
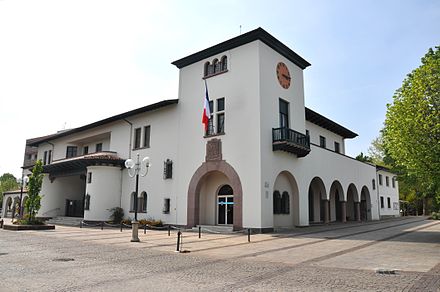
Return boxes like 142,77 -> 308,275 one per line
0,0 -> 439,178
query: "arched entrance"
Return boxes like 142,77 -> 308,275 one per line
187,160 -> 242,230
4,197 -> 12,217
360,186 -> 372,221
273,171 -> 299,228
308,177 -> 326,223
346,184 -> 359,221
329,181 -> 344,222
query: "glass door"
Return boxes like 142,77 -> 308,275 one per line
218,195 -> 234,225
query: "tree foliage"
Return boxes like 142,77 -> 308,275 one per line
25,160 -> 43,223
0,173 -> 19,206
355,152 -> 372,163
383,46 -> 440,203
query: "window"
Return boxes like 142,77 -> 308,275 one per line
87,172 -> 92,184
139,191 -> 147,213
273,191 -> 282,214
143,126 -> 151,148
387,197 -> 391,209
334,142 -> 340,153
380,196 -> 384,208
134,128 -> 141,149
163,198 -> 170,214
48,150 -> 52,164
386,176 -> 389,187
372,179 -> 376,190
27,154 -> 32,160
281,192 -> 290,214
43,151 -> 48,165
66,146 -> 77,158
84,194 -> 90,210
319,136 -> 326,148
205,98 -> 225,136
306,129 -> 309,137
392,177 -> 396,188
95,143 -> 102,152
163,159 -> 173,179
378,174 -> 383,185
279,99 -> 289,128
130,192 -> 136,212
83,146 -> 89,155
203,55 -> 228,77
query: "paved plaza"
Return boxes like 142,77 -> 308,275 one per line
0,217 -> 439,291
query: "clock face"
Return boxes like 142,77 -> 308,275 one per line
276,62 -> 291,89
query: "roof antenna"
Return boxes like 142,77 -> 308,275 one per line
239,25 -> 242,35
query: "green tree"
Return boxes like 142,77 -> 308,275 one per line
383,46 -> 440,207
0,173 -> 19,206
355,152 -> 372,163
25,160 -> 43,223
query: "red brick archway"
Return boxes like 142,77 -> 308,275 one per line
187,160 -> 243,230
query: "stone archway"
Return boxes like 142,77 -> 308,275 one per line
360,186 -> 372,221
308,177 -> 327,224
187,160 -> 243,230
329,181 -> 345,222
273,171 -> 299,228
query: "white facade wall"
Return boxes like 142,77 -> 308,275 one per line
175,41 -> 263,228
84,166 -> 122,221
377,169 -> 400,217
306,121 -> 345,154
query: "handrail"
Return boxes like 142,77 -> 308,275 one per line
272,127 -> 310,149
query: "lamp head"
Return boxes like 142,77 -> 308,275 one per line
142,156 -> 150,168
125,159 -> 135,169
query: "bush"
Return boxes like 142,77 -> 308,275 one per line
109,207 -> 124,224
431,212 -> 440,220
139,218 -> 163,227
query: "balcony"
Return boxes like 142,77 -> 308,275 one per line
272,127 -> 311,158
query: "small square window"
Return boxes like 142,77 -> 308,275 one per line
387,197 -> 391,208
386,176 -> 389,187
83,146 -> 89,155
143,126 -> 151,148
134,128 -> 141,149
163,159 -> 173,179
95,143 -> 102,152
217,113 -> 225,134
378,174 -> 383,185
380,196 -> 384,208
334,142 -> 340,153
87,172 -> 92,184
392,177 -> 396,188
372,179 -> 376,190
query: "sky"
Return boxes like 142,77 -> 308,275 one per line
0,0 -> 439,178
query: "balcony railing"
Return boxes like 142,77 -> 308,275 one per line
272,127 -> 311,158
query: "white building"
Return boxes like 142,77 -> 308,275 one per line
3,28 -> 399,230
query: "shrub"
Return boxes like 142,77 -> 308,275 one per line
431,212 -> 440,220
109,207 -> 124,224
139,218 -> 163,227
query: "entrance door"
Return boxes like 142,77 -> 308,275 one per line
217,195 -> 233,225
65,199 -> 84,217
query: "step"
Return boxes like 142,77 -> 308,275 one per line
46,216 -> 83,226
192,225 -> 234,234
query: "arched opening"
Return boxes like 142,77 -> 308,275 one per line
139,191 -> 147,213
329,181 -> 344,222
346,184 -> 359,221
360,186 -> 372,221
5,197 -> 12,217
204,61 -> 210,76
273,171 -> 299,228
213,58 -> 219,73
308,177 -> 326,223
221,55 -> 228,71
12,197 -> 20,218
187,160 -> 242,230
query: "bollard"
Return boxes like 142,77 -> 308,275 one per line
120,222 -> 123,232
144,225 -> 146,234
248,228 -> 251,243
168,225 -> 171,236
101,222 -> 104,230
80,221 -> 82,228
176,231 -> 181,252
198,226 -> 201,239
0,219 -> 3,228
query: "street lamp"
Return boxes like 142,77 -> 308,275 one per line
18,175 -> 29,218
125,154 -> 150,242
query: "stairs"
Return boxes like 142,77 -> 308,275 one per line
192,225 -> 234,234
46,216 -> 83,227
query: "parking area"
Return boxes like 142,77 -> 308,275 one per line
0,216 -> 439,291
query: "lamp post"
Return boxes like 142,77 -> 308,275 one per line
18,175 -> 29,218
125,153 -> 150,242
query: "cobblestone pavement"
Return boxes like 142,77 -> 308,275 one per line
0,217 -> 439,291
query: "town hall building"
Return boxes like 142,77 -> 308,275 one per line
2,28 -> 400,231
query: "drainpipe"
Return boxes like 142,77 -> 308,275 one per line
376,170 -> 381,220
122,118 -> 133,159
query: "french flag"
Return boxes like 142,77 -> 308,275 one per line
202,80 -> 211,131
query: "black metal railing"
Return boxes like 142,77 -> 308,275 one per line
272,127 -> 310,157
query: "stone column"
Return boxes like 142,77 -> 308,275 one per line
324,200 -> 330,224
355,202 -> 361,221
341,201 -> 347,223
